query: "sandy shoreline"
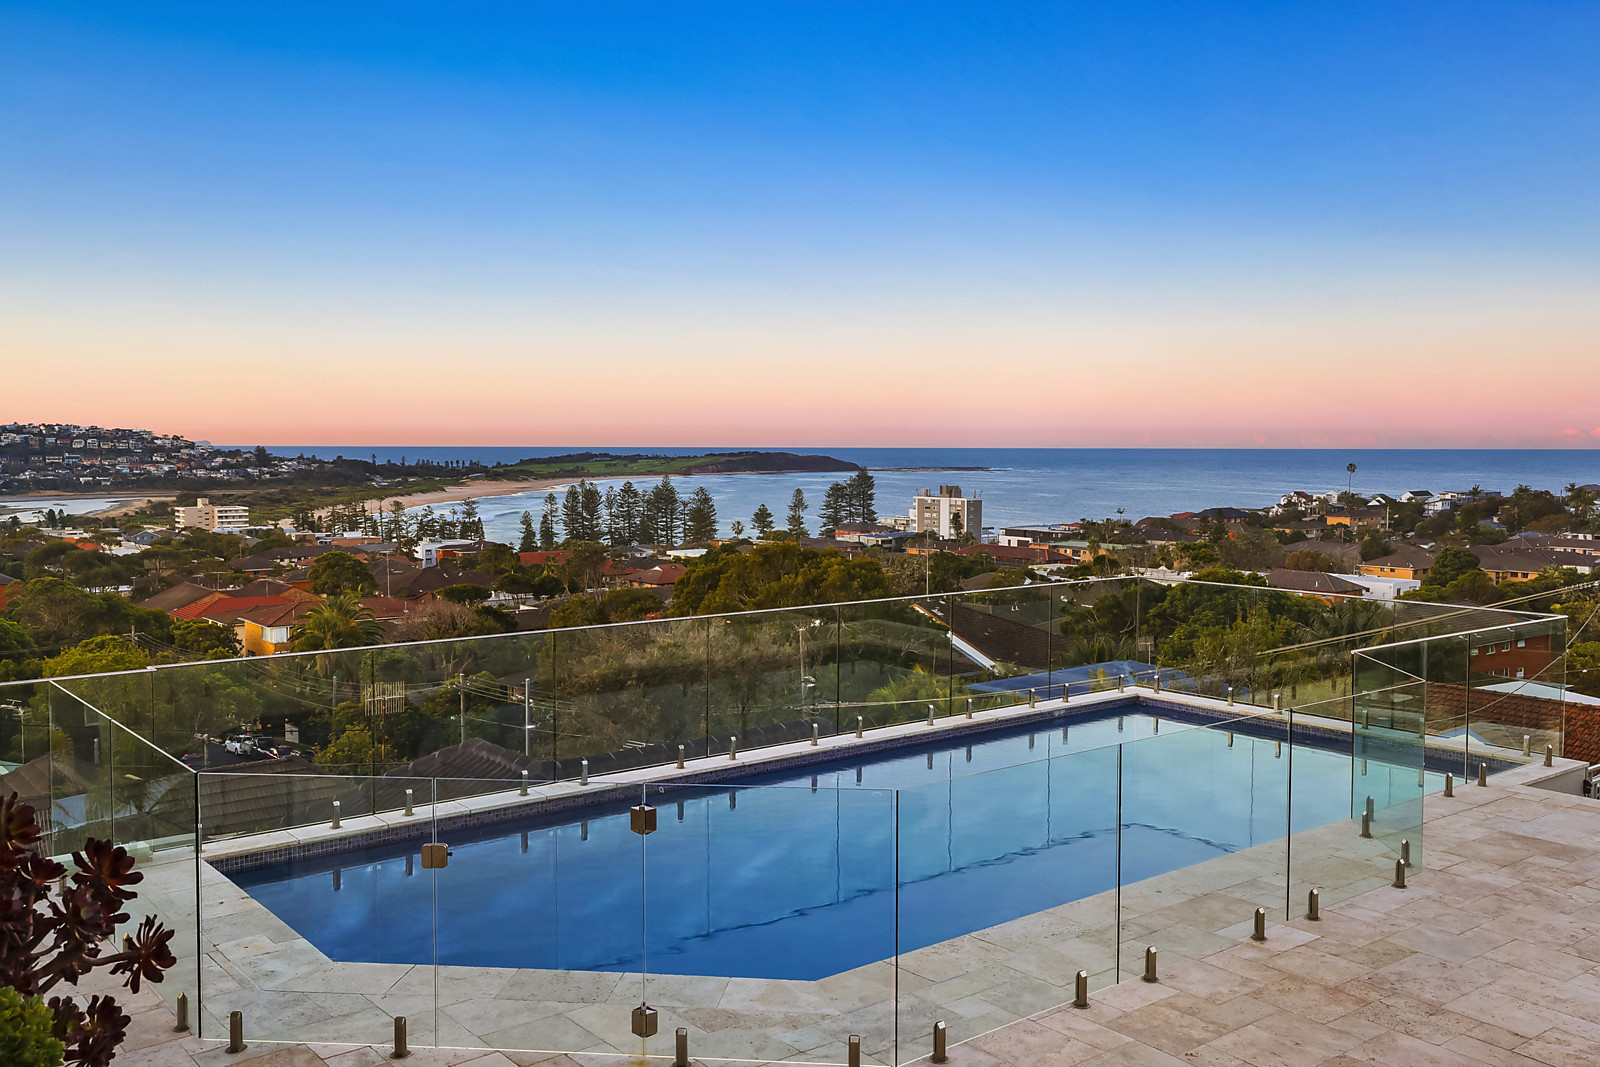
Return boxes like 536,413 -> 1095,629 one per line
335,478 -> 572,517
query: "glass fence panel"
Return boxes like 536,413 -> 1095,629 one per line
1351,652 -> 1426,866
0,680 -> 50,779
46,684 -> 117,857
1117,707 -> 1287,981
837,597 -> 953,731
640,779 -> 897,1065
1286,696 -> 1392,914
197,773 -> 438,1048
420,775 -> 636,1055
897,737 -> 1119,1062
552,617 -> 705,771
708,609 -> 837,757
1464,617 -> 1566,767
43,682 -> 202,1023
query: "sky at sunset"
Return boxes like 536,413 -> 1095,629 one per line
3,3 -> 1597,448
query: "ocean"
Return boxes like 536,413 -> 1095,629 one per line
258,447 -> 1600,542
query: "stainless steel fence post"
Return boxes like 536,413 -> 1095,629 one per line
1523,735 -> 1531,757
581,758 -> 589,785
1401,839 -> 1411,868
1073,970 -> 1089,1008
520,769 -> 529,796
1393,859 -> 1407,889
848,1035 -> 861,1067
173,992 -> 189,1032
330,800 -> 340,829
1444,772 -> 1453,797
675,1027 -> 689,1067
1307,889 -> 1320,921
677,744 -> 685,768
729,736 -> 738,760
812,722 -> 820,746
927,704 -> 936,725
404,789 -> 413,816
1142,946 -> 1158,982
932,1020 -> 948,1063
1478,763 -> 1487,787
1251,907 -> 1267,941
392,1015 -> 409,1058
226,1011 -> 246,1054
856,716 -> 863,738
1546,744 -> 1554,767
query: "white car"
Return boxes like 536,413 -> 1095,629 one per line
225,734 -> 264,758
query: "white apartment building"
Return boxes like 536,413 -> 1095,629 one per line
910,485 -> 982,540
174,497 -> 250,532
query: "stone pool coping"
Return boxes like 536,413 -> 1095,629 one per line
118,685 -> 1584,1063
199,684 -> 1532,875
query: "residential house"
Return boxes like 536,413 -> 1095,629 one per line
238,602 -> 311,656
835,523 -> 915,548
954,543 -> 1070,568
1264,569 -> 1365,601
1358,545 -> 1436,582
1470,544 -> 1595,585
0,573 -> 14,610
1323,508 -> 1385,530
620,563 -> 687,588
137,581 -> 226,616
995,523 -> 1081,548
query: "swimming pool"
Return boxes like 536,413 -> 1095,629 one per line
230,701 -> 1437,981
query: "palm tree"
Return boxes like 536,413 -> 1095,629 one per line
292,593 -> 385,670
1346,462 -> 1357,496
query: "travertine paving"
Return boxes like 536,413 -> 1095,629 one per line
115,755 -> 1600,1066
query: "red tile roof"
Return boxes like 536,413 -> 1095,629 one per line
191,595 -> 297,624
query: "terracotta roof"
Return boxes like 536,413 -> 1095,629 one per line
234,578 -> 321,602
138,581 -> 222,612
168,590 -> 240,619
237,601 -> 315,628
358,596 -> 415,619
624,563 -> 687,586
192,595 -> 296,624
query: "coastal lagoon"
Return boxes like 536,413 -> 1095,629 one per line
260,446 -> 1600,542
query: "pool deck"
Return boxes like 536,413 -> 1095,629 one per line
102,696 -> 1600,1067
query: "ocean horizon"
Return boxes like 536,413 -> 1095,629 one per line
252,447 -> 1600,542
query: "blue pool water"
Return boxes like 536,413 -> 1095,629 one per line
231,702 -> 1432,980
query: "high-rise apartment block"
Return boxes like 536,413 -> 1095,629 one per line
910,485 -> 981,540
175,497 -> 250,532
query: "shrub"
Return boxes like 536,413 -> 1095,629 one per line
0,987 -> 64,1067
0,792 -> 178,1067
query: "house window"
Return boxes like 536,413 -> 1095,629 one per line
1516,668 -> 1525,679
1486,646 -> 1495,655
1517,638 -> 1526,648
1501,642 -> 1511,652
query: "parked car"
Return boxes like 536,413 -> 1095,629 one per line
180,752 -> 206,770
224,734 -> 266,758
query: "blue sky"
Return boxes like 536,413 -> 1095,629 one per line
3,3 -> 1597,445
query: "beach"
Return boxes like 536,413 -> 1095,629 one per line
330,477 -> 574,518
